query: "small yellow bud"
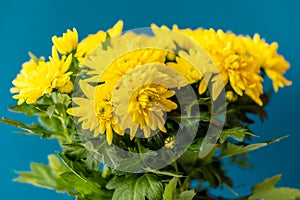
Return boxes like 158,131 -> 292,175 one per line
226,91 -> 238,102
58,80 -> 74,94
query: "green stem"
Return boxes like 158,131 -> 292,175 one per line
173,161 -> 184,191
136,139 -> 145,163
54,114 -> 72,143
40,112 -> 73,143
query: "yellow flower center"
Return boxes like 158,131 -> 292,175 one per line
137,86 -> 160,108
95,99 -> 113,124
128,83 -> 176,128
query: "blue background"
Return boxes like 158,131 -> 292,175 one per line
1,0 -> 299,199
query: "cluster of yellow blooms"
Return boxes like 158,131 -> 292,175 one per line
11,21 -> 123,105
152,24 -> 291,105
11,21 -> 291,144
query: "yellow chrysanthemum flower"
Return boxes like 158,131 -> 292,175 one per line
151,24 -> 226,100
75,20 -> 123,63
52,28 -> 78,55
67,81 -> 123,144
169,26 -> 263,105
113,64 -> 178,139
11,48 -> 73,105
200,29 -> 263,105
241,34 -> 292,92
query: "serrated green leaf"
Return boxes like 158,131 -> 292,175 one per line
0,117 -> 53,138
60,171 -> 112,199
220,127 -> 257,144
248,174 -> 300,200
163,177 -> 178,200
106,174 -> 163,200
57,153 -> 88,182
14,155 -> 70,192
178,190 -> 196,200
15,154 -> 111,198
60,172 -> 97,195
14,163 -> 57,189
221,142 -> 267,158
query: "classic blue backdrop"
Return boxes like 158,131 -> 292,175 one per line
1,0 -> 299,199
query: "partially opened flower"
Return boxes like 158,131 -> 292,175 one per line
52,28 -> 78,55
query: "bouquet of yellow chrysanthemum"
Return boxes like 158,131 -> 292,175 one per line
2,20 -> 300,200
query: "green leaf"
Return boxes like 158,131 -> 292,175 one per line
58,153 -> 88,182
15,154 -> 112,199
221,136 -> 288,158
63,143 -> 87,160
106,174 -> 163,200
46,105 -> 56,118
38,115 -> 64,133
248,174 -> 300,200
8,104 -> 42,116
221,142 -> 267,158
55,93 -> 71,106
61,172 -> 111,199
266,135 -> 289,144
220,127 -> 257,143
0,117 -> 53,138
162,177 -> 195,200
14,155 -> 70,192
163,177 -> 178,200
14,162 -> 57,189
178,190 -> 196,200
188,138 -> 204,152
84,137 -> 121,170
